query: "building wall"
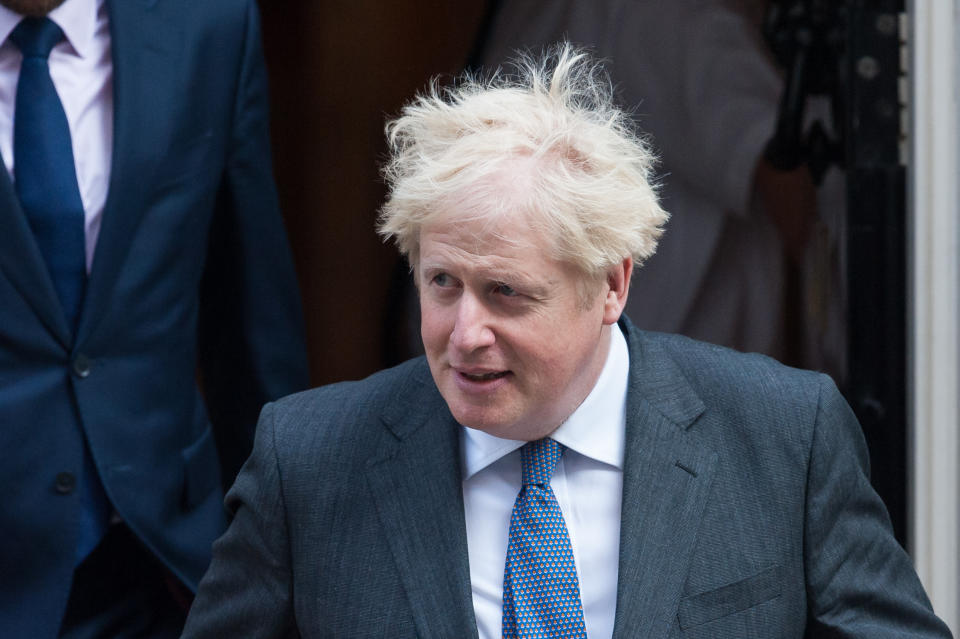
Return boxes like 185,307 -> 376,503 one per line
259,1 -> 489,384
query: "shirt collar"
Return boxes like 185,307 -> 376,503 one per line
461,323 -> 630,479
0,0 -> 101,59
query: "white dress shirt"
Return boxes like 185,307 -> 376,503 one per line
462,324 -> 630,639
0,0 -> 112,272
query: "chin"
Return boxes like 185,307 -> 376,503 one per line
451,409 -> 499,432
449,405 -> 513,438
457,411 -> 547,442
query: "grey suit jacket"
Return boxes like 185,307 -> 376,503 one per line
182,319 -> 950,638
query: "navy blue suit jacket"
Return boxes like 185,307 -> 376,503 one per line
0,1 -> 309,636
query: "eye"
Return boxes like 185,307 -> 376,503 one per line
494,282 -> 519,297
431,272 -> 454,287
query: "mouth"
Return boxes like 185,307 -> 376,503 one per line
450,366 -> 512,395
459,370 -> 510,382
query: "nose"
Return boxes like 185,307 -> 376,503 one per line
449,293 -> 495,352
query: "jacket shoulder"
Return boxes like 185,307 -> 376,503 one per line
629,328 -> 838,445
632,329 -> 836,410
650,331 -> 826,401
260,357 -> 436,458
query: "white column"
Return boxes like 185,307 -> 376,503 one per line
908,0 -> 959,632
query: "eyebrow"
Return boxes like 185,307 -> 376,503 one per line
420,261 -> 553,297
482,268 -> 556,299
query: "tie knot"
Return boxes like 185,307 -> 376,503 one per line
10,17 -> 63,59
520,438 -> 564,487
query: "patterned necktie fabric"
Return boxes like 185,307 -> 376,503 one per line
502,438 -> 588,638
11,16 -> 87,330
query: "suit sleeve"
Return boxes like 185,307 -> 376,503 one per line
197,0 -> 311,485
803,375 -> 952,637
182,403 -> 300,639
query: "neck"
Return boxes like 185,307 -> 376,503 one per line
0,0 -> 68,18
532,324 -> 613,441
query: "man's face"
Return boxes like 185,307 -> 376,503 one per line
418,209 -> 622,441
0,0 -> 67,17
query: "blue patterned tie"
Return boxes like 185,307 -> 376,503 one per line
11,17 -> 87,330
502,439 -> 588,638
12,18 -> 109,562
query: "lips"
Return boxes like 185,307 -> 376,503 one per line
452,363 -> 512,384
460,370 -> 509,382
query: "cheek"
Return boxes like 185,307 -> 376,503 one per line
538,345 -> 577,382
419,304 -> 451,351
510,332 -> 565,377
527,322 -> 598,382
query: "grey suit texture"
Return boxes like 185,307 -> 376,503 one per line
182,318 -> 951,638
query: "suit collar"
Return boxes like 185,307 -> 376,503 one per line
0,6 -> 19,43
0,0 -> 110,349
370,322 -> 718,638
366,359 -> 479,638
75,0 -> 181,346
612,317 -> 717,637
619,316 -> 706,429
0,0 -> 101,53
0,169 -> 72,346
50,0 -> 102,60
379,358 -> 441,440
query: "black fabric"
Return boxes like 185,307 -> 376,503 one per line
59,525 -> 188,639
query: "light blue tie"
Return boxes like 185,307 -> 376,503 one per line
502,439 -> 588,639
11,18 -> 109,562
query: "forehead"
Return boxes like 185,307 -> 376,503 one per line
422,159 -> 554,253
419,212 -> 546,268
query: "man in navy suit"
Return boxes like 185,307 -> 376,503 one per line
0,0 -> 309,636
183,45 -> 950,638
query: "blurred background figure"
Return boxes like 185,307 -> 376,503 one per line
479,0 -> 848,383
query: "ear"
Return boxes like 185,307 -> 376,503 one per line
602,257 -> 632,325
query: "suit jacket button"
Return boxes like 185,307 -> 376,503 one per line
72,354 -> 91,378
54,472 -> 76,494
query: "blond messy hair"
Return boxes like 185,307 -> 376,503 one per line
377,43 -> 668,280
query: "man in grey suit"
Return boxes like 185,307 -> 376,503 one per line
182,45 -> 951,638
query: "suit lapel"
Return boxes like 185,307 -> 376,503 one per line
613,322 -> 718,637
76,0 -> 183,343
365,367 -> 478,639
0,168 -> 71,346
